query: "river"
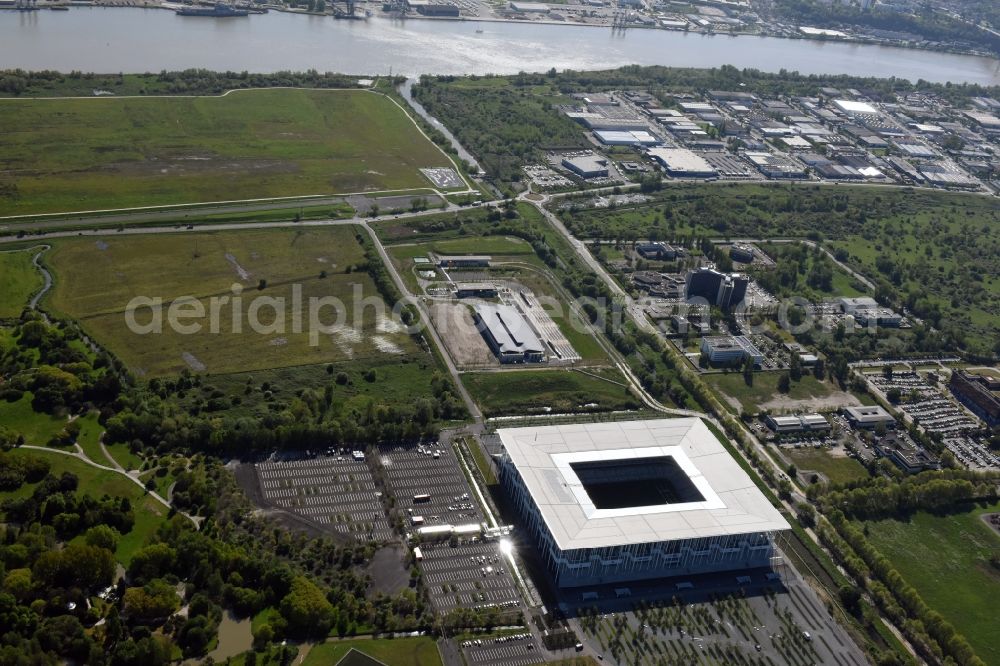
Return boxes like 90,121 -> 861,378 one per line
2,7 -> 999,84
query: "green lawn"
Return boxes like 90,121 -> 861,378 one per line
45,227 -> 421,376
463,368 -> 640,417
0,89 -> 456,216
0,249 -> 43,318
705,372 -> 835,413
0,393 -> 68,446
785,447 -> 869,485
74,411 -> 107,465
301,637 -> 442,666
862,501 -> 1000,664
104,441 -> 143,471
0,448 -> 168,565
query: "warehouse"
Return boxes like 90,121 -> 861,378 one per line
473,303 -> 545,363
496,418 -> 789,587
593,130 -> 660,146
562,153 -> 610,178
647,147 -> 717,178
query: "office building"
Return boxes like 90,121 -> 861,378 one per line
949,372 -> 1000,427
700,336 -> 764,366
843,405 -> 896,430
685,268 -> 749,309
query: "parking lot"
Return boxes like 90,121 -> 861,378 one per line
379,444 -> 483,527
255,453 -> 394,542
462,632 -> 542,666
420,541 -> 522,611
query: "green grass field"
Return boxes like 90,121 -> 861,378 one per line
45,227 -> 421,376
785,447 -> 869,485
0,89 -> 455,216
0,393 -> 68,446
301,637 -> 442,666
0,448 -> 168,565
705,372 -> 836,413
862,501 -> 1000,664
0,249 -> 43,318
462,368 -> 640,417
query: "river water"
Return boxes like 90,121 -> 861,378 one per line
1,7 -> 999,84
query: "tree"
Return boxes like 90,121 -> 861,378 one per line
742,356 -> 754,387
84,525 -> 121,552
812,357 -> 826,380
123,579 -> 180,623
886,387 -> 902,404
789,352 -> 802,381
279,577 -> 334,637
777,373 -> 791,394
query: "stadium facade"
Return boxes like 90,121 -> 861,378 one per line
497,419 -> 788,587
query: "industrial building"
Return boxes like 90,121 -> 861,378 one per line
496,419 -> 789,587
473,303 -> 545,364
764,413 -> 831,434
593,130 -> 660,146
843,405 -> 896,430
685,267 -> 749,309
700,336 -> 764,366
949,371 -> 1000,427
436,254 -> 491,268
743,152 -> 808,179
561,154 -> 609,178
647,147 -> 717,178
454,283 -> 498,298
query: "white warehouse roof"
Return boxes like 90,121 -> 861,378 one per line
833,99 -> 878,115
497,418 -> 789,551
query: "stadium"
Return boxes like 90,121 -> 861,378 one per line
496,418 -> 789,587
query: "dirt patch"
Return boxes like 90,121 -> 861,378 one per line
95,240 -> 109,251
760,391 -> 861,412
181,352 -> 206,372
429,302 -> 496,367
224,253 -> 251,281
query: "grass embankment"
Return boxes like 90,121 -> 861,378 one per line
301,637 -> 443,666
785,447 -> 869,485
0,448 -> 168,565
861,501 -> 1000,665
0,249 -> 43,318
463,368 -> 639,417
45,227 -> 420,376
0,89 -> 456,216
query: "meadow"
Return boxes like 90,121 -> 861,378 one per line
0,448 -> 169,565
462,368 -> 640,417
784,447 -> 870,485
0,89 -> 455,216
0,248 -> 43,318
45,227 -> 421,376
705,371 -> 837,414
862,501 -> 1000,664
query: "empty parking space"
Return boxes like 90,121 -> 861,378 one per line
256,453 -> 394,542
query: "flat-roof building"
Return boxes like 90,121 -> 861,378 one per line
833,99 -> 879,116
437,254 -> 491,268
843,405 -> 895,430
874,434 -> 940,474
594,130 -> 660,146
647,148 -> 718,178
473,303 -> 545,364
700,336 -> 764,367
562,154 -> 609,178
765,413 -> 831,433
497,419 -> 789,587
949,371 -> 1000,427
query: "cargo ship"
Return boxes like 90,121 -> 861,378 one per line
175,3 -> 249,17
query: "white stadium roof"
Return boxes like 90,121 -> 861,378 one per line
497,418 -> 789,551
